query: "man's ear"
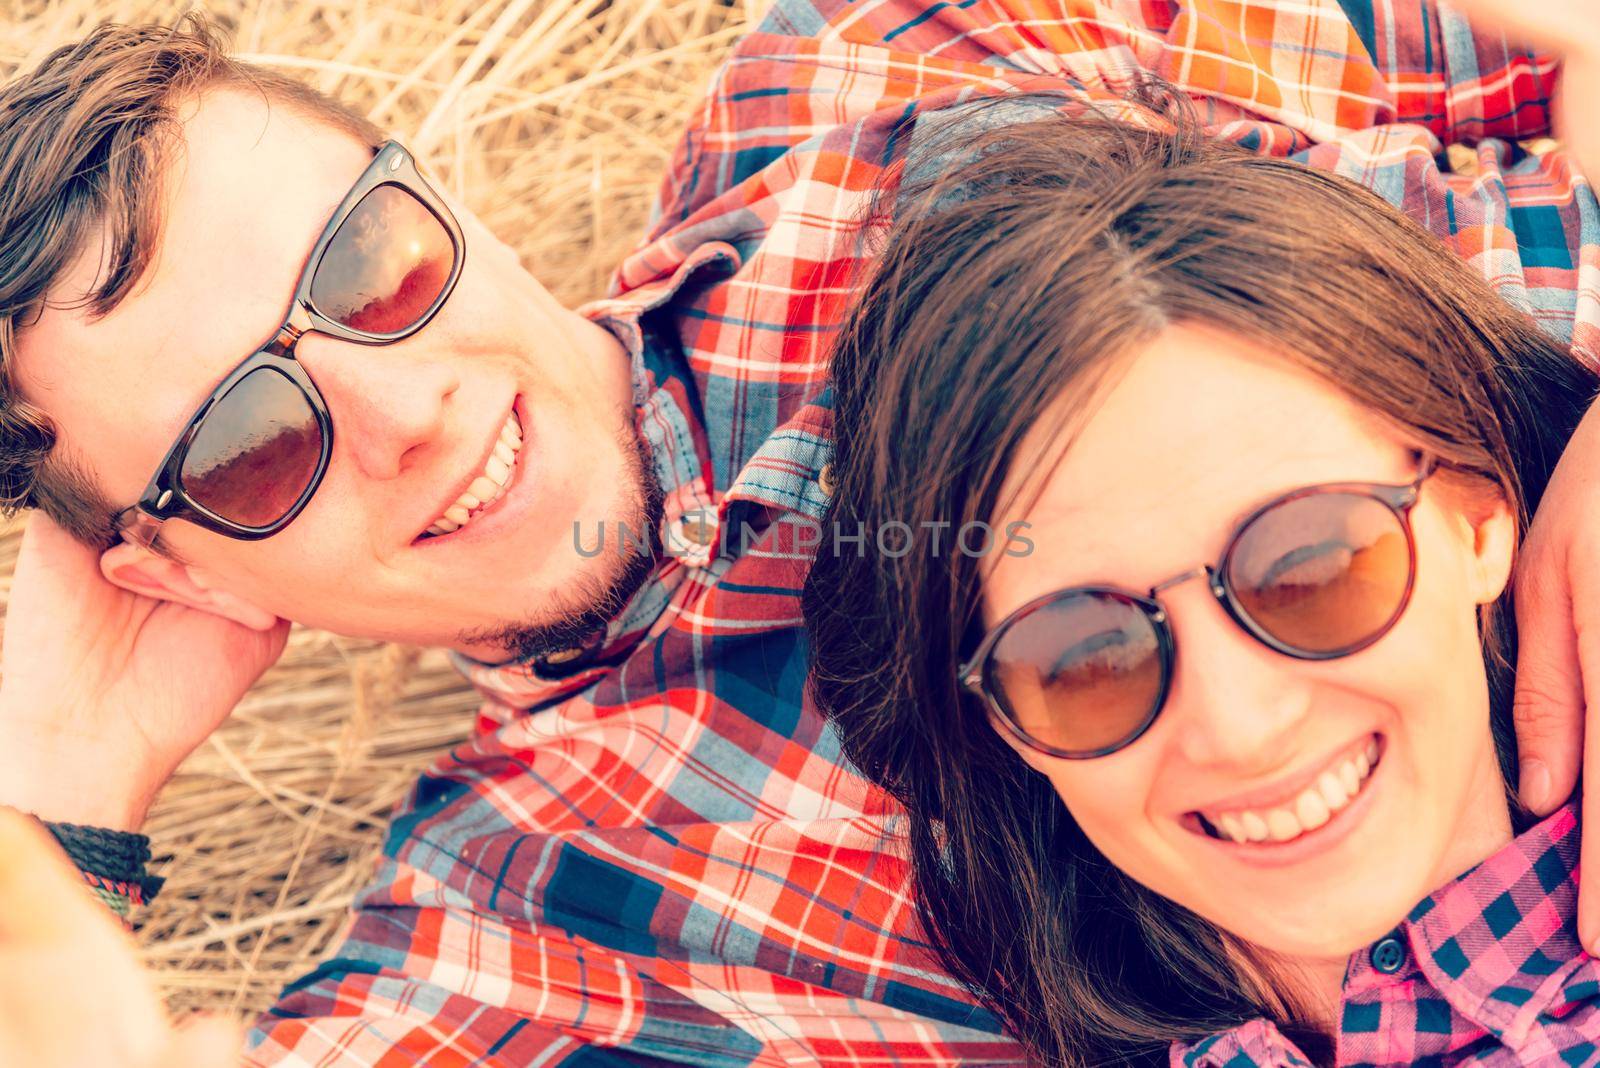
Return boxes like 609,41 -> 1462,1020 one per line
99,542 -> 279,631
1465,494 -> 1518,606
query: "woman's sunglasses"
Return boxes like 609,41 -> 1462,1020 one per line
959,455 -> 1438,759
117,140 -> 464,548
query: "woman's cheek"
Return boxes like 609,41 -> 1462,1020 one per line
1038,750 -> 1174,876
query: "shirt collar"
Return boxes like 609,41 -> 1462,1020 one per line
1173,1018 -> 1316,1067
449,244 -> 741,708
1391,800 -> 1580,1045
1171,801 -> 1581,1064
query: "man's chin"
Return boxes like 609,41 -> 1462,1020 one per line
455,541 -> 659,665
452,416 -> 664,666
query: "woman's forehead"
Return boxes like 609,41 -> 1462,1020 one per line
991,325 -> 1413,590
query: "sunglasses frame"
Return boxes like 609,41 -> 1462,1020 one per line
118,140 -> 464,548
959,455 -> 1437,760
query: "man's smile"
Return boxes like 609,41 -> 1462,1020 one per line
419,405 -> 524,540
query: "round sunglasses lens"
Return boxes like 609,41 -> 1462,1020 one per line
987,591 -> 1164,754
1226,492 -> 1411,654
179,367 -> 324,528
310,184 -> 455,334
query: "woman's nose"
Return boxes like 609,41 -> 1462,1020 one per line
292,333 -> 460,481
1155,575 -> 1317,771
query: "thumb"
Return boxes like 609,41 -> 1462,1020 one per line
1511,545 -> 1583,814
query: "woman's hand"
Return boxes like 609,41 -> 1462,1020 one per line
0,807 -> 240,1065
0,513 -> 290,830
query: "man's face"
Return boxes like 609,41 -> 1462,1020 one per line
14,89 -> 648,655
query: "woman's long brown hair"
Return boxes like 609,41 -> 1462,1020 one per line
803,91 -> 1597,1066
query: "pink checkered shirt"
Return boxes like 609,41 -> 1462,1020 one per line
1173,804 -> 1594,1066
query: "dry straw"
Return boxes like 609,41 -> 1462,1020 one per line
0,0 -> 753,1021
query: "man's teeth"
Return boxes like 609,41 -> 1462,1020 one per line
424,413 -> 522,537
1209,738 -> 1379,845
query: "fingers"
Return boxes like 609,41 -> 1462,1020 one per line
1572,553 -> 1600,951
13,510 -> 117,607
1511,539 -> 1584,813
1443,0 -> 1594,51
0,808 -> 173,1064
0,808 -> 120,945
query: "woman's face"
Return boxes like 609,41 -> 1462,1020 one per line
982,323 -> 1518,962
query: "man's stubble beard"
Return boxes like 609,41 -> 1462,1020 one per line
455,415 -> 665,664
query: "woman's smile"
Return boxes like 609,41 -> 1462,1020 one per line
1184,733 -> 1386,867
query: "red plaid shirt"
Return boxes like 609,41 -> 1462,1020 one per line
227,1 -> 1600,1064
1173,804 -> 1595,1067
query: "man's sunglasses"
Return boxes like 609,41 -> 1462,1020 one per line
960,455 -> 1437,759
118,140 -> 464,548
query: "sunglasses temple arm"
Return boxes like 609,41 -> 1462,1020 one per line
116,507 -> 163,552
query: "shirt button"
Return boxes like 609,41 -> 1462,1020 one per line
818,463 -> 838,497
678,512 -> 716,547
1371,933 -> 1407,975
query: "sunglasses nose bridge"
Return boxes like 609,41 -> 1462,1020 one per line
264,302 -> 315,358
1148,564 -> 1225,603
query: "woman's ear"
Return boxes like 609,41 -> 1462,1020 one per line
1463,493 -> 1517,606
99,542 -> 279,631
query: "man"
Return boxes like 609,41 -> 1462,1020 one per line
2,0 -> 1599,1065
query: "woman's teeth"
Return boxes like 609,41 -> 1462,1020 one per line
1206,738 -> 1380,845
423,412 -> 522,537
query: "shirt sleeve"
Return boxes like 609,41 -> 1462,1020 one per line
246,687 -> 1021,1066
642,0 -> 1559,238
246,900 -> 749,1067
1334,0 -> 1557,142
1292,128 -> 1599,363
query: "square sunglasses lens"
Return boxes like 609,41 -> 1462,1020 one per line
310,184 -> 455,334
988,591 -> 1164,754
1225,492 -> 1411,654
179,367 -> 324,529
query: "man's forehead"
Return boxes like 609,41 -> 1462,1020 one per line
42,90 -> 372,346
158,88 -> 373,323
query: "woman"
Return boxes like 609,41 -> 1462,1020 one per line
803,96 -> 1599,1066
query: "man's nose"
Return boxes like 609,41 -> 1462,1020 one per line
1155,573 -> 1317,771
293,333 -> 460,481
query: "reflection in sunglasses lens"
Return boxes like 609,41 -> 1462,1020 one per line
311,185 -> 454,334
180,367 -> 323,528
990,590 -> 1163,754
1227,492 -> 1410,654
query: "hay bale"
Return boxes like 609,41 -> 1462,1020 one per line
0,0 -> 750,1020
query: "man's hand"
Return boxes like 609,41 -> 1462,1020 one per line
0,807 -> 240,1066
1449,0 -> 1600,950
1513,400 -> 1600,951
0,514 -> 289,830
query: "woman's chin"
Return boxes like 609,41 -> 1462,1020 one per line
1182,762 -> 1441,962
1222,897 -> 1411,964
